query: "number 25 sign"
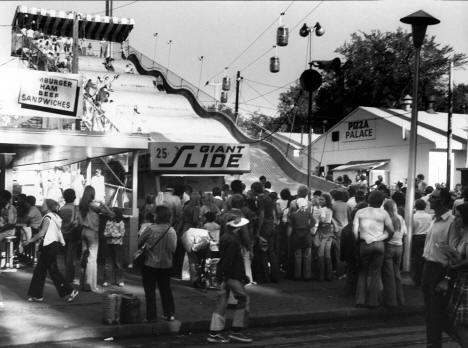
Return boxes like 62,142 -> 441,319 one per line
149,142 -> 250,173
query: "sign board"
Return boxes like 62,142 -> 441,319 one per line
149,142 -> 250,173
18,70 -> 80,116
343,119 -> 376,142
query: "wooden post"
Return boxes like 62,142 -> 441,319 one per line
128,150 -> 139,266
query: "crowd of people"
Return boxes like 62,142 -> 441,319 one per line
136,174 -> 468,344
0,184 -> 124,305
1,170 -> 468,346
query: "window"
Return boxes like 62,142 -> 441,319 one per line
331,131 -> 339,142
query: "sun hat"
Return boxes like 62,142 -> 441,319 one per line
226,216 -> 249,228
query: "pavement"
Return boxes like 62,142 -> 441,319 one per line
0,263 -> 425,347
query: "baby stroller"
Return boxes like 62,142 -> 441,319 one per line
202,257 -> 220,290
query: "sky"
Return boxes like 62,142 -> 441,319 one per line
0,0 -> 467,117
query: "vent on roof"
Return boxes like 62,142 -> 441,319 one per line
426,95 -> 436,114
401,95 -> 412,112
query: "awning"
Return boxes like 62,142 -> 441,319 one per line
12,5 -> 134,42
333,160 -> 389,172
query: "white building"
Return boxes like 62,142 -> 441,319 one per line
303,106 -> 468,189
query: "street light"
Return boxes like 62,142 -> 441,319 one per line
167,40 -> 173,72
400,10 -> 439,276
152,33 -> 158,68
299,22 -> 324,192
197,55 -> 204,97
205,80 -> 221,110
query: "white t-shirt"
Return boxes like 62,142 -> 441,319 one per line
42,213 -> 65,247
91,174 -> 105,203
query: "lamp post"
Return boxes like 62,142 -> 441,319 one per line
299,22 -> 324,192
197,56 -> 204,97
167,40 -> 173,72
205,80 -> 221,110
152,33 -> 158,68
400,10 -> 439,276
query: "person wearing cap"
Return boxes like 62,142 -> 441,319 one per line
207,215 -> 253,344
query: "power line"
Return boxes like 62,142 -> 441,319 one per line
239,46 -> 275,73
291,1 -> 324,31
244,78 -> 287,89
205,0 -> 295,82
244,80 -> 278,108
244,79 -> 298,103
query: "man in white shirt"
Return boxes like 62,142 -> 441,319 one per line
353,190 -> 394,307
421,188 -> 454,348
412,199 -> 432,286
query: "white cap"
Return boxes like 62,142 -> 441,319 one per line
226,217 -> 249,228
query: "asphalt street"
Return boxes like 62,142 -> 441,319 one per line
15,314 -> 459,348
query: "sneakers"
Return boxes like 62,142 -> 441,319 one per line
162,315 -> 175,321
118,282 -> 125,287
228,332 -> 253,343
207,333 -> 230,344
27,297 -> 44,302
67,289 -> 79,302
102,282 -> 109,287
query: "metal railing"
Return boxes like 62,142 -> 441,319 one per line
82,94 -> 120,133
128,46 -> 217,108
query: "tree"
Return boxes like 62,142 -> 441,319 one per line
237,110 -> 278,138
435,83 -> 468,113
276,28 -> 467,131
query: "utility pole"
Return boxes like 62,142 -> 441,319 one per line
447,60 -> 453,189
72,11 -> 80,130
307,88 -> 313,190
106,0 -> 113,58
234,70 -> 242,124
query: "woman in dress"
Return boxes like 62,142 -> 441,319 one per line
316,193 -> 335,281
78,185 -> 112,291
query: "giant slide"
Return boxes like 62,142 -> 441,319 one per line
78,51 -> 337,192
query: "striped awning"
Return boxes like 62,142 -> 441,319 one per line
12,5 -> 134,42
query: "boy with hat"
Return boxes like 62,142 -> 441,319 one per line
207,215 -> 253,344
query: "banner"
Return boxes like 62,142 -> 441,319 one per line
149,142 -> 250,173
343,119 -> 376,142
18,70 -> 80,116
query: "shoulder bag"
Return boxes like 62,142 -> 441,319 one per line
133,226 -> 170,268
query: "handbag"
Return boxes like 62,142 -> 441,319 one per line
133,226 -> 170,268
70,206 -> 83,241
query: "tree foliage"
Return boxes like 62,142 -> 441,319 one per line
276,28 -> 468,132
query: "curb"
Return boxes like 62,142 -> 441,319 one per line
2,304 -> 425,347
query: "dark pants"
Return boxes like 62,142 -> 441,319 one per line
141,266 -> 174,320
103,244 -> 124,284
422,261 -> 447,348
412,235 -> 426,286
171,240 -> 185,278
276,222 -> 289,271
252,236 -> 280,283
355,241 -> 385,307
28,242 -> 72,298
63,234 -> 79,283
252,220 -> 280,283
